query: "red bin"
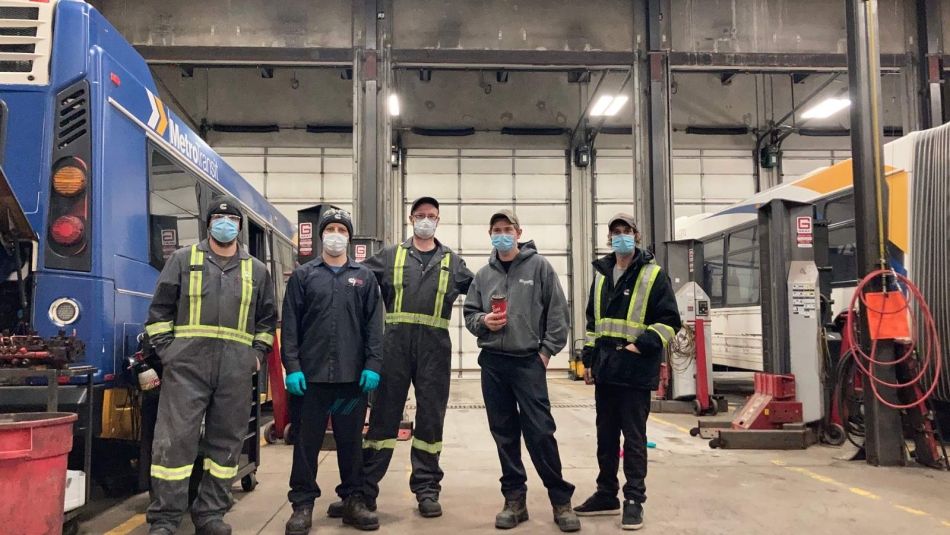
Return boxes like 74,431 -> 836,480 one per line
0,412 -> 78,535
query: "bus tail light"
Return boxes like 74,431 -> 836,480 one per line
45,80 -> 92,271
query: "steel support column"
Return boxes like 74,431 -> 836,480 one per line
569,153 -> 594,349
353,0 -> 391,240
634,0 -> 673,266
917,0 -> 944,128
845,0 -> 905,467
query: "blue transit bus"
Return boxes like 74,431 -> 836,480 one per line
0,0 -> 295,492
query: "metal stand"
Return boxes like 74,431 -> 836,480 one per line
0,366 -> 96,528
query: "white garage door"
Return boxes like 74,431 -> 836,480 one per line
404,149 -> 572,377
216,147 -> 355,225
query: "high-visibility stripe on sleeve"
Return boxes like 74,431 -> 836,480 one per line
363,438 -> 398,450
648,323 -> 677,348
584,330 -> 597,348
146,321 -> 174,337
411,437 -> 443,454
254,332 -> 274,346
203,458 -> 238,479
151,463 -> 193,481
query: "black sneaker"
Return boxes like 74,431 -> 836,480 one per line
328,497 -> 376,518
621,500 -> 644,531
574,492 -> 621,516
418,498 -> 443,518
495,498 -> 529,529
342,495 -> 380,531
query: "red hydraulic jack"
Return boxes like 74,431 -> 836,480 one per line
653,319 -> 727,416
691,372 -> 816,449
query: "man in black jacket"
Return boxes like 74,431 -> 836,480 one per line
574,213 -> 682,531
281,209 -> 383,534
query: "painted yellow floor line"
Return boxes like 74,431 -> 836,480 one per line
104,513 -> 146,535
648,415 -> 691,435
848,487 -> 880,500
894,505 -> 930,517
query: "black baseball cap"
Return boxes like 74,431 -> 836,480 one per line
410,196 -> 440,213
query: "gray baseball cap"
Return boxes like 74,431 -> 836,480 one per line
489,209 -> 521,230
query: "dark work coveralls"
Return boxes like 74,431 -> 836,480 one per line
581,249 -> 681,504
281,258 -> 384,509
144,240 -> 276,530
360,238 -> 473,502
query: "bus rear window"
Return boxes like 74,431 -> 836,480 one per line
725,227 -> 759,306
148,149 -> 201,270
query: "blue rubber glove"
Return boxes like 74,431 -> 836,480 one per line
359,369 -> 380,393
285,371 -> 307,396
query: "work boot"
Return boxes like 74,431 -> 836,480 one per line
574,492 -> 621,516
494,498 -> 529,529
621,500 -> 644,531
553,503 -> 581,532
196,519 -> 232,535
285,505 -> 313,535
148,528 -> 174,535
327,496 -> 376,518
418,497 -> 443,518
342,495 -> 380,531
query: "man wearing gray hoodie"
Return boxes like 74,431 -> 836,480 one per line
463,209 -> 580,533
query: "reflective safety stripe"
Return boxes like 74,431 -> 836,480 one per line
151,463 -> 193,481
648,323 -> 677,348
237,258 -> 253,333
387,246 -> 452,330
584,330 -> 597,348
145,321 -> 174,337
385,312 -> 450,329
188,245 -> 205,326
411,437 -> 443,454
254,332 -> 274,346
592,263 -> 662,343
363,438 -> 398,450
393,246 -> 408,312
431,253 -> 452,320
203,458 -> 238,479
175,325 -> 254,345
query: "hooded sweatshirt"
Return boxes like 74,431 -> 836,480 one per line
463,241 -> 569,358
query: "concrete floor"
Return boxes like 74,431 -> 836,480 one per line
83,378 -> 950,534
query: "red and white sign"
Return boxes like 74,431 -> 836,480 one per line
354,244 -> 368,262
796,216 -> 813,248
299,222 -> 313,240
300,237 -> 313,256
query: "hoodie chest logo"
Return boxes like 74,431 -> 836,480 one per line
624,289 -> 631,296
518,279 -> 535,286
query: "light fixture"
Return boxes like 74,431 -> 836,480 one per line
590,95 -> 628,117
801,97 -> 851,119
388,94 -> 400,116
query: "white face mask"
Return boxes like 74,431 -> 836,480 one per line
413,218 -> 438,239
323,233 -> 348,257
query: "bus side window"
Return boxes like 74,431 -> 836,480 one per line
148,149 -> 202,270
272,237 -> 295,316
725,227 -> 759,306
703,238 -> 724,307
829,224 -> 858,286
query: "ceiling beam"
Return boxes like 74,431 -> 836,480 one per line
136,46 -> 353,66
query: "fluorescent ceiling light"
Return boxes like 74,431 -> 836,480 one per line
590,95 -> 628,117
604,95 -> 629,116
590,95 -> 614,116
388,94 -> 400,116
801,97 -> 850,119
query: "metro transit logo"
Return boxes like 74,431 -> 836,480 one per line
145,89 -> 168,136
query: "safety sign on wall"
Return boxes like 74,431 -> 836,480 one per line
796,216 -> 813,248
354,244 -> 368,263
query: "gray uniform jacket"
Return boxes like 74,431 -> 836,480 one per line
145,239 -> 277,362
463,241 -> 569,358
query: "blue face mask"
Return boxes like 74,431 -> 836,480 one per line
491,233 -> 516,252
611,234 -> 636,255
210,218 -> 239,243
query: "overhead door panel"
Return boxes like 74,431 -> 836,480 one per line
405,148 -> 571,378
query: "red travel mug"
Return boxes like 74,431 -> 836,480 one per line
491,295 -> 507,316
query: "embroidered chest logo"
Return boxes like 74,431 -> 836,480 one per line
518,279 -> 534,286
348,277 -> 365,287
